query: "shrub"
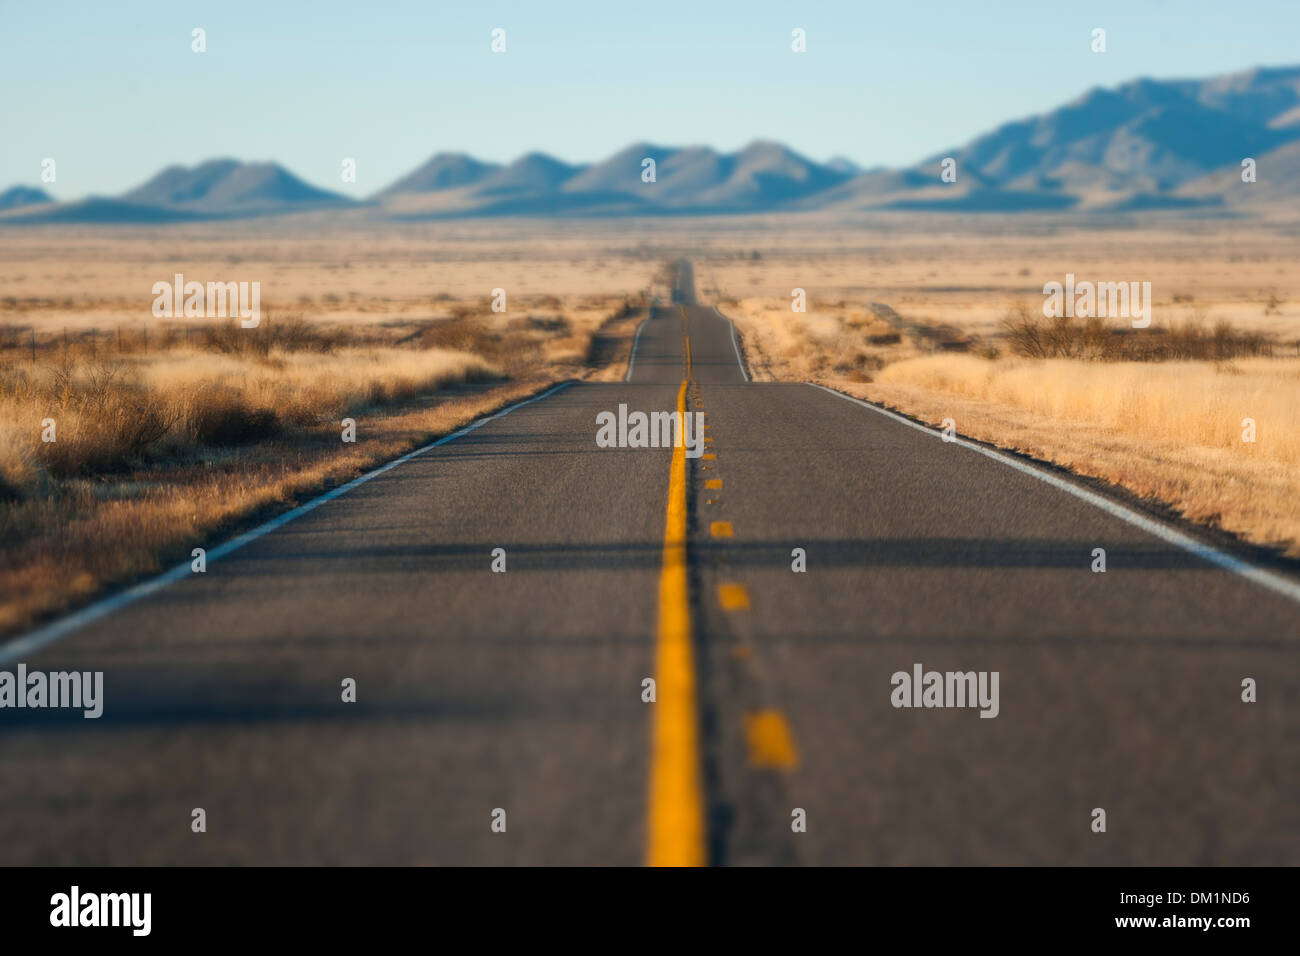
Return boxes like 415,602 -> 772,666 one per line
186,387 -> 279,446
1000,303 -> 1273,361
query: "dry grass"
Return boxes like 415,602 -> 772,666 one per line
721,294 -> 927,385
874,354 -> 1300,466
695,219 -> 1300,344
0,344 -> 497,484
0,223 -> 662,330
855,355 -> 1300,556
999,303 -> 1274,361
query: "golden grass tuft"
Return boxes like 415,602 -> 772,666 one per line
873,354 -> 1300,467
859,354 -> 1300,556
0,348 -> 497,487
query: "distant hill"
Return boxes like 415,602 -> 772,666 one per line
381,140 -> 850,217
476,152 -> 586,196
121,159 -> 353,214
3,160 -> 353,224
1,197 -> 208,224
0,185 -> 53,210
1176,138 -> 1300,207
568,140 -> 850,208
5,64 -> 1300,223
692,141 -> 850,209
824,156 -> 863,176
868,65 -> 1300,212
375,152 -> 500,196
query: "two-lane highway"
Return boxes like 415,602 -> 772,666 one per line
1,262 -> 1296,865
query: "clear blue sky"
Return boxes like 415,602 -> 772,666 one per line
3,0 -> 1296,198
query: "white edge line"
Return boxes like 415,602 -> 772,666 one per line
625,316 -> 650,382
714,306 -> 750,382
809,382 -> 1300,607
0,382 -> 575,665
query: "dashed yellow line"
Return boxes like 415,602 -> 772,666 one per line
717,582 -> 751,610
710,521 -> 733,538
647,376 -> 704,867
744,710 -> 800,769
705,479 -> 722,490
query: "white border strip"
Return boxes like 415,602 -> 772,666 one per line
625,316 -> 650,383
0,382 -> 574,665
809,382 -> 1300,607
713,307 -> 750,382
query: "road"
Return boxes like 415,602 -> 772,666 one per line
1,261 -> 1297,865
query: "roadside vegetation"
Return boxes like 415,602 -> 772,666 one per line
998,304 -> 1274,361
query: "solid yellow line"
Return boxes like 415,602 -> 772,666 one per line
647,378 -> 705,867
744,710 -> 800,769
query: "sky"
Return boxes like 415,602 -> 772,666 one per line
2,0 -> 1297,199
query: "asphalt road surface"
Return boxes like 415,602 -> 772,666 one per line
2,262 -> 1297,865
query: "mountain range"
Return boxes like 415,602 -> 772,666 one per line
4,65 -> 1299,223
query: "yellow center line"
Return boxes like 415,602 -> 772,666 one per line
743,710 -> 800,769
647,353 -> 704,867
717,582 -> 751,610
